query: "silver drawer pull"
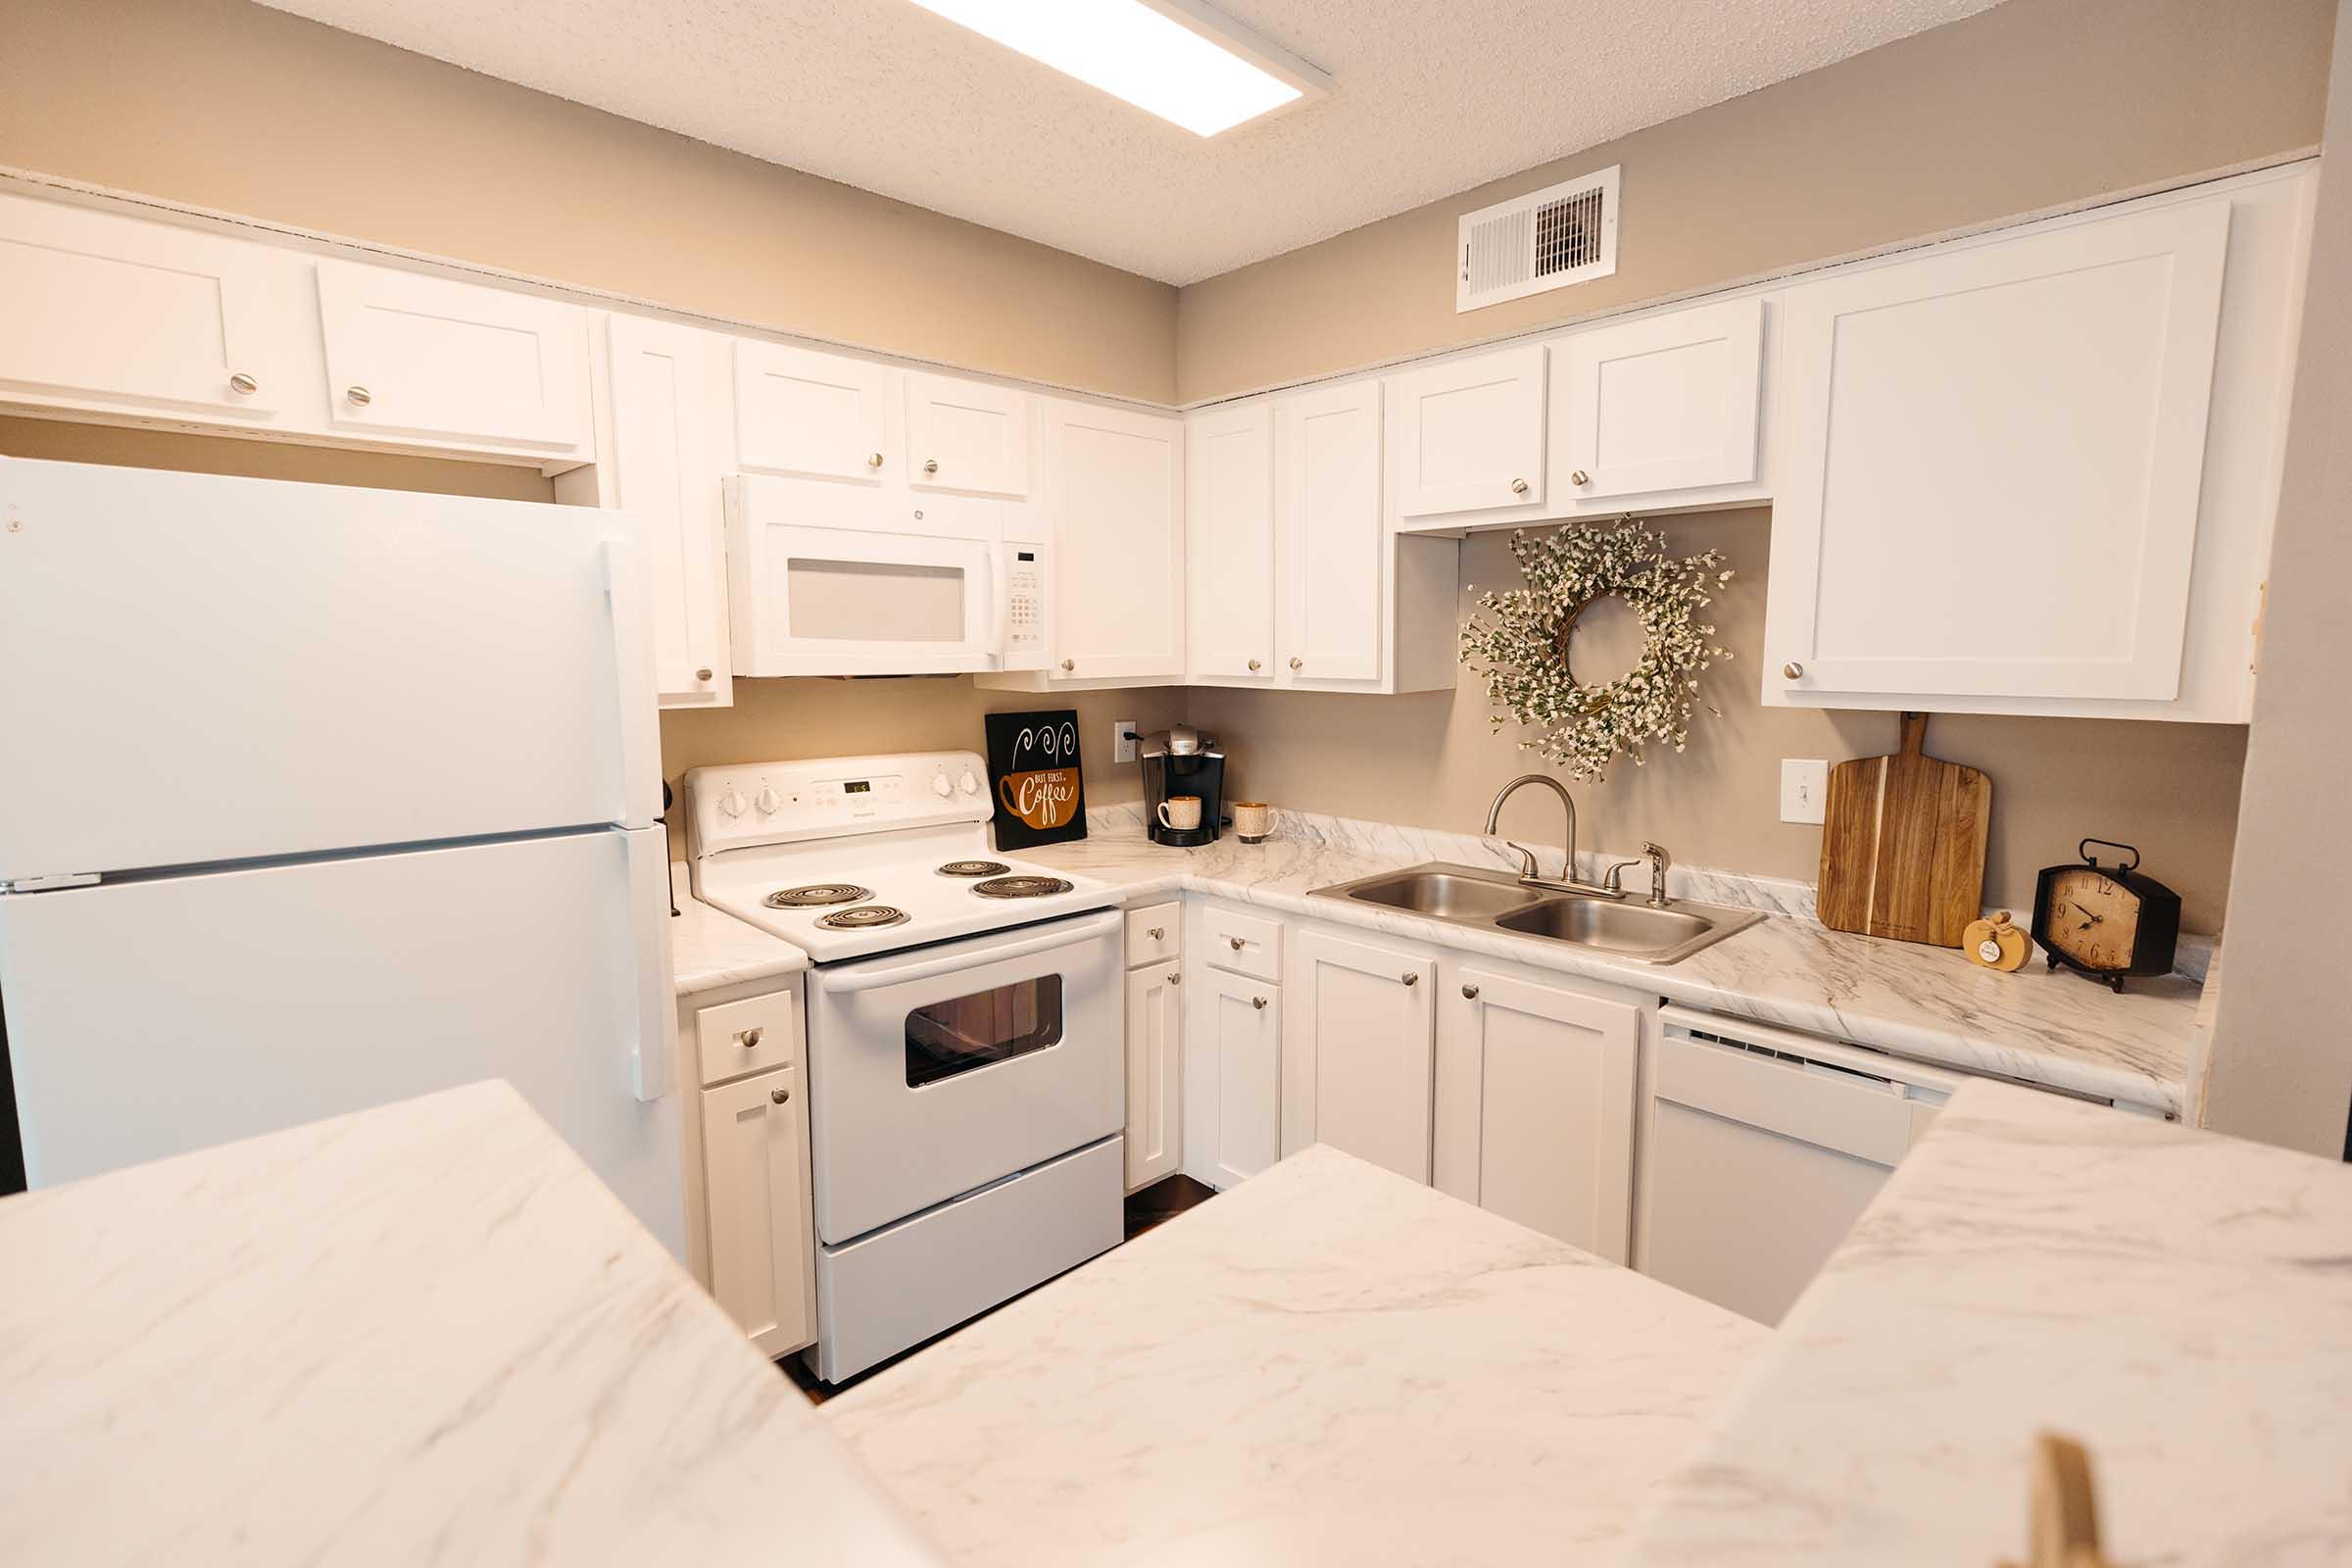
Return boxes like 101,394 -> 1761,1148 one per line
769,1087 -> 790,1105
1228,936 -> 1245,952
1148,926 -> 1165,940
1509,477 -> 1529,496
923,458 -> 939,474
1569,468 -> 1591,486
1401,972 -> 1418,986
227,371 -> 259,395
866,451 -> 884,467
736,1026 -> 763,1049
1248,659 -> 1261,671
345,385 -> 372,407
696,666 -> 714,682
1461,984 -> 1481,1000
1783,662 -> 1804,680
1251,996 -> 1268,1010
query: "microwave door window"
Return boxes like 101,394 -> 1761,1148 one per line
906,976 -> 1063,1088
786,557 -> 965,642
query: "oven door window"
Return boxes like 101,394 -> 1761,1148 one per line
906,976 -> 1063,1088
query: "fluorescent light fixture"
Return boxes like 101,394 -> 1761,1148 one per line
905,0 -> 1331,137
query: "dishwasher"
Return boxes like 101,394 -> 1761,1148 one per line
1633,1004 -> 1970,1326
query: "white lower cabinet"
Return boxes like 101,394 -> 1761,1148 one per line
1124,959 -> 1183,1192
1284,927 -> 1437,1181
1433,958 -> 1642,1263
1187,957 -> 1281,1189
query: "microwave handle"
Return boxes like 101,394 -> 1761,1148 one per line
817,908 -> 1122,993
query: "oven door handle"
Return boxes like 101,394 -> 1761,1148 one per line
815,907 -> 1123,993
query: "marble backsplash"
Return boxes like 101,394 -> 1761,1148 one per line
1084,803 -> 2214,982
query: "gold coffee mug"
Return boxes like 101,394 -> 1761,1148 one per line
1156,795 -> 1203,831
1232,802 -> 1274,842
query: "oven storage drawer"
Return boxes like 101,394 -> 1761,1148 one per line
810,1133 -> 1123,1383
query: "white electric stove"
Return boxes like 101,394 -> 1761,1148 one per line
684,752 -> 1126,1383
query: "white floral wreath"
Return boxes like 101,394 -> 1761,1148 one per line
1459,521 -> 1734,780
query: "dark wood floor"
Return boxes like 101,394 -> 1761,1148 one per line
780,1172 -> 1219,1403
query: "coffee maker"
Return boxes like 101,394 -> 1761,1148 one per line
1138,724 -> 1227,847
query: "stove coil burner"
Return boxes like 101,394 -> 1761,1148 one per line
970,874 -> 1075,900
935,859 -> 1012,878
764,883 -> 874,909
815,905 -> 910,931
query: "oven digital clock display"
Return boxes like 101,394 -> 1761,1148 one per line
842,780 -> 871,795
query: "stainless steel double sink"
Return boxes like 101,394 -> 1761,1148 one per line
1308,861 -> 1763,965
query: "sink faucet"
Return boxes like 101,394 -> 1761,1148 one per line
1483,774 -> 1617,897
1603,842 -> 1674,908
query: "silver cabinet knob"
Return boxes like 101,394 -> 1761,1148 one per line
696,666 -> 714,682
1462,983 -> 1481,1000
737,1026 -> 763,1049
1229,936 -> 1245,952
923,458 -> 939,475
345,385 -> 372,407
1059,658 -> 1075,672
1251,996 -> 1268,1010
770,1087 -> 791,1104
1247,659 -> 1261,671
866,452 -> 884,468
1289,657 -> 1303,670
227,371 -> 259,396
1168,971 -> 1182,986
1401,972 -> 1418,987
1570,468 -> 1591,486
1148,926 -> 1165,940
1509,477 -> 1529,496
1783,662 -> 1804,680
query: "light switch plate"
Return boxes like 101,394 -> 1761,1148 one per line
1781,760 -> 1828,825
1113,719 -> 1138,764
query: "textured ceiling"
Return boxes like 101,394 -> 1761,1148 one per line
256,0 -> 2008,285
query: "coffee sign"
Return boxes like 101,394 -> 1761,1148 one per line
983,710 -> 1088,850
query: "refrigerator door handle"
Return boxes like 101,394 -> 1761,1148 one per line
601,535 -> 662,830
624,827 -> 675,1102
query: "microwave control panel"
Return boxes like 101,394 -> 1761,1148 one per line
1004,542 -> 1047,666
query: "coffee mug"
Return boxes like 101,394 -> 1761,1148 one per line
1157,796 -> 1202,831
1232,802 -> 1274,842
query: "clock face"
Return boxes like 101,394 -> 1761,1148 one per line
2043,867 -> 2141,972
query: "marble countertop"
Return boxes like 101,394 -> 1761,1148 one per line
1622,1078 -> 2352,1565
823,1144 -> 1768,1567
669,860 -> 808,996
1025,813 -> 2199,1112
0,1080 -> 944,1568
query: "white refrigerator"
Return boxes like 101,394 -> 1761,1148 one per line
0,458 -> 683,1252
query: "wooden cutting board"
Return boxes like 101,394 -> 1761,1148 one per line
1817,712 -> 1990,948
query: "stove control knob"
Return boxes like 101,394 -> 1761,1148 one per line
755,785 -> 781,815
932,772 -> 954,799
717,785 -> 746,819
957,768 -> 981,797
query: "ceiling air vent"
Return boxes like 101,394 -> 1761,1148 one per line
1455,166 -> 1620,313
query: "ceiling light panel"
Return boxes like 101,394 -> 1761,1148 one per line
904,0 -> 1329,137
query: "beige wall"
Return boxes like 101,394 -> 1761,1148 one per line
1191,515 -> 2249,932
1175,0 -> 2336,402
2200,2 -> 2352,1153
0,0 -> 1178,404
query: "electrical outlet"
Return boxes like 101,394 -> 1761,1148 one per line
1781,760 -> 1829,825
1113,719 -> 1138,764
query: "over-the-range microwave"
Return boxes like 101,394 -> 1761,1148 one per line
723,474 -> 1047,677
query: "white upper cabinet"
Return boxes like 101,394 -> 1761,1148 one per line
905,371 -> 1030,499
1390,343 -> 1546,518
1185,402 -> 1277,681
0,192 -> 300,426
1278,378 -> 1385,684
1767,196 -> 2234,711
602,315 -> 728,708
1043,399 -> 1185,682
314,259 -> 590,458
1554,296 -> 1764,502
1285,928 -> 1438,1183
734,341 -> 892,485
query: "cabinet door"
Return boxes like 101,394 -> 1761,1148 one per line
1768,198 -> 2230,704
1046,400 -> 1185,681
1434,965 -> 1639,1262
1193,966 -> 1279,1188
1391,344 -> 1545,516
0,192 -> 299,425
1124,960 -> 1183,1191
734,340 -> 893,485
607,315 -> 727,706
906,371 -> 1029,498
1279,378 -> 1384,683
1186,402 -> 1276,680
314,258 -> 589,455
700,1068 -> 815,1357
1290,931 -> 1437,1182
1557,297 -> 1763,499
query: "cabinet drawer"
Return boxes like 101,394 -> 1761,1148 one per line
693,988 -> 801,1087
1125,902 -> 1182,967
1200,905 -> 1281,983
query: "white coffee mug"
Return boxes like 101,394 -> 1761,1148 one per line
1157,795 -> 1202,831
1232,802 -> 1274,842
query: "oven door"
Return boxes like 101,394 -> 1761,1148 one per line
726,475 -> 1004,676
805,908 -> 1123,1244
